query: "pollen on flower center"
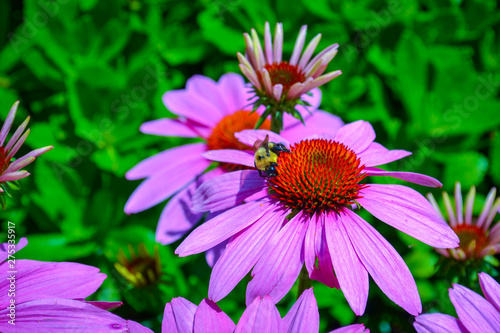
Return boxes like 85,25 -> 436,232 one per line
207,111 -> 271,171
452,224 -> 488,258
268,139 -> 367,214
263,62 -> 306,93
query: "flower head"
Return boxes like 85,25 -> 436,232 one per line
125,73 -> 343,266
427,182 -> 500,261
238,22 -> 341,127
115,243 -> 162,288
0,101 -> 53,208
177,120 -> 459,316
414,272 -> 500,333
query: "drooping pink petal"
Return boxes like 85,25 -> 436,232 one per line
218,73 -> 252,114
414,313 -> 465,333
163,89 -> 220,128
234,296 -> 281,333
0,260 -> 106,308
342,210 -> 422,315
193,299 -> 235,333
328,324 -> 370,333
193,170 -> 265,212
282,288 -> 319,333
282,110 -> 343,144
84,301 -> 122,310
140,118 -> 200,138
333,120 -> 375,155
324,213 -> 368,316
357,142 -> 412,167
176,200 -> 273,256
202,149 -> 255,168
364,167 -> 442,187
358,184 -> 459,248
246,212 -> 306,305
0,101 -> 18,146
479,272 -> 500,313
235,129 -> 289,149
449,284 -> 500,332
312,214 -> 340,289
304,214 -> 319,280
0,237 -> 27,262
185,75 -> 228,120
162,297 -> 197,333
209,207 -> 286,302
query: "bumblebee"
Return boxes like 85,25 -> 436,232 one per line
253,134 -> 290,177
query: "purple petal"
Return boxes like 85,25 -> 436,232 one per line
0,259 -> 106,308
84,301 -> 123,310
414,313 -> 465,333
3,156 -> 35,174
357,142 -> 412,167
342,210 -> 422,315
235,130 -> 289,149
235,296 -> 281,333
4,115 -> 29,153
0,237 -> 27,262
328,324 -> 370,333
193,170 -> 265,212
324,213 -> 369,316
293,88 -> 322,118
282,288 -> 319,333
282,110 -> 344,144
5,128 -> 29,161
333,121 -> 375,154
202,149 -> 255,168
0,101 -> 19,146
11,145 -> 53,161
290,25 -> 307,66
209,207 -> 286,302
193,299 -> 235,333
0,170 -> 30,182
185,75 -> 229,119
140,118 -> 199,138
162,297 -> 197,333
365,167 -> 442,187
176,200 -> 273,256
479,272 -> 500,313
358,184 -> 459,248
218,73 -> 253,114
205,239 -> 227,268
450,284 -> 500,332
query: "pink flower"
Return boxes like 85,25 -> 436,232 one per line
125,73 -> 343,265
427,182 -> 500,260
177,121 -> 459,316
0,101 -> 53,208
414,272 -> 500,333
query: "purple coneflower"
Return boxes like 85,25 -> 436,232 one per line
427,182 -> 500,260
238,22 -> 341,128
414,272 -> 500,333
125,73 -> 342,265
177,121 -> 459,316
0,101 -> 53,208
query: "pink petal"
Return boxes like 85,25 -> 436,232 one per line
292,87 -> 322,119
324,213 -> 369,316
218,73 -> 252,114
333,121 -> 376,154
342,210 -> 421,315
176,200 -> 273,256
328,324 -> 370,333
282,288 -> 319,333
282,110 -> 343,143
235,296 -> 281,333
193,170 -> 265,212
357,142 -> 412,167
4,115 -> 29,153
140,118 -> 200,138
358,184 -> 459,248
11,145 -> 53,161
0,237 -> 27,262
290,25 -> 307,66
162,297 -> 197,333
84,301 -> 122,310
479,272 -> 500,313
0,170 -> 30,182
3,156 -> 35,174
0,101 -> 18,146
205,239 -> 227,268
209,207 -> 286,302
365,167 -> 442,187
163,89 -> 220,128
246,212 -> 306,305
450,284 -> 500,332
235,129 -> 289,149
414,313 -> 465,333
193,299 -> 235,333
273,23 -> 283,63
202,149 -> 255,168
185,75 -> 229,119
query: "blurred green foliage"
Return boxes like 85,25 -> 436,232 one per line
0,0 -> 499,331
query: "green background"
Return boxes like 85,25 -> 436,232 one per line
1,0 -> 500,331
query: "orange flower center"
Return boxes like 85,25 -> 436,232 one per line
452,224 -> 488,258
263,62 -> 306,94
207,111 -> 271,172
268,139 -> 367,214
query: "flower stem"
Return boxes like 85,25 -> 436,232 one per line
297,265 -> 312,299
270,112 -> 281,134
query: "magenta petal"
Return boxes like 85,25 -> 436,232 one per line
235,296 -> 281,333
324,214 -> 369,316
333,120 -> 375,154
342,210 -> 422,315
162,297 -> 197,333
414,313 -> 465,333
358,142 -> 412,167
0,101 -> 18,146
0,237 -> 27,262
479,272 -> 500,313
312,215 -> 340,289
235,129 -> 289,149
282,110 -> 344,143
205,239 -> 228,268
246,212 -> 306,305
202,149 -> 255,168
450,284 -> 500,332
304,214 -> 318,279
140,118 -> 199,138
358,184 -> 459,248
328,324 -> 370,333
193,299 -> 235,333
0,259 -> 105,308
209,207 -> 286,302
218,73 -> 252,114
282,288 -> 319,333
365,167 -> 442,187
185,75 -> 229,119
193,170 -> 265,212
176,200 -> 273,256
84,301 -> 123,310
295,88 -> 322,115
